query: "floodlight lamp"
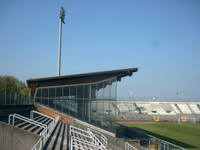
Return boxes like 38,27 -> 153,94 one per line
60,7 -> 65,24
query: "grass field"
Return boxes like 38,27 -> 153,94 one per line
121,123 -> 200,150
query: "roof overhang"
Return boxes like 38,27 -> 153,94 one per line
27,68 -> 138,87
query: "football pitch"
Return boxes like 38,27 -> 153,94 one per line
121,123 -> 200,150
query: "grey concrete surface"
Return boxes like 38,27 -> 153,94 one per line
0,121 -> 40,150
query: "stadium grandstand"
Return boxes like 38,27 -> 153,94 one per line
1,68 -> 200,150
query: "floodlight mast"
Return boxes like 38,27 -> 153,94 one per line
57,7 -> 65,76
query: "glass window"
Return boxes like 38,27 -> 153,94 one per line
56,87 -> 62,97
96,82 -> 104,99
49,88 -> 55,98
110,80 -> 117,99
77,86 -> 83,99
91,84 -> 96,99
70,86 -> 76,99
63,87 -> 69,97
36,88 -> 41,97
104,80 -> 111,99
42,88 -> 48,97
84,85 -> 89,99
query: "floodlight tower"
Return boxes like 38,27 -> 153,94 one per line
57,7 -> 65,76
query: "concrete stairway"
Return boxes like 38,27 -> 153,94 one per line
8,111 -> 68,150
43,121 -> 68,150
14,115 -> 53,135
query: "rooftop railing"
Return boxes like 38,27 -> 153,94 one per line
0,91 -> 34,105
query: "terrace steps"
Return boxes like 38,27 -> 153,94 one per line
43,121 -> 68,150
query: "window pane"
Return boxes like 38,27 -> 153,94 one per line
84,85 -> 89,99
77,86 -> 83,99
91,84 -> 96,99
36,88 -> 41,97
110,80 -> 117,99
63,87 -> 69,96
49,88 -> 55,98
104,80 -> 111,99
42,88 -> 48,97
70,86 -> 76,99
96,82 -> 104,99
56,87 -> 62,97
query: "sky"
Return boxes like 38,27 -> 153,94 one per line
0,0 -> 200,99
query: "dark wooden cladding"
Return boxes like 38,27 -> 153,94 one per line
27,68 -> 138,97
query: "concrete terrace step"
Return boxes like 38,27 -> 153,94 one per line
27,117 -> 50,134
43,122 -> 68,150
15,116 -> 43,128
20,117 -> 48,131
15,115 -> 54,136
54,122 -> 65,150
21,117 -> 47,130
61,124 -> 68,150
43,121 -> 61,150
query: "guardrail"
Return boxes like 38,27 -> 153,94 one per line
30,110 -> 55,136
71,136 -> 104,150
31,114 -> 59,150
158,137 -> 187,150
31,137 -> 43,150
8,111 -> 59,150
70,125 -> 107,150
8,114 -> 47,149
87,128 -> 106,150
89,128 -> 108,147
125,142 -> 137,150
0,91 -> 34,105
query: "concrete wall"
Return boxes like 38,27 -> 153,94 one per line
0,105 -> 33,122
34,104 -> 73,124
0,122 -> 40,150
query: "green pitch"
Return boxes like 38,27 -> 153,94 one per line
122,123 -> 200,150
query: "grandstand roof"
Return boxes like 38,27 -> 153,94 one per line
27,68 -> 138,96
27,68 -> 137,84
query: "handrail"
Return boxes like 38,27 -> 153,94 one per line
9,114 -> 48,150
88,128 -> 106,149
9,114 -> 47,129
70,125 -> 106,150
31,115 -> 59,150
30,110 -> 56,137
71,136 -> 103,150
8,112 -> 58,150
89,128 -> 108,146
31,137 -> 42,150
125,142 -> 137,150
70,125 -> 90,136
70,126 -> 92,139
147,133 -> 186,150
30,110 -> 54,122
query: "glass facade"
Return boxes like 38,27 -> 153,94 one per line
34,78 -> 117,130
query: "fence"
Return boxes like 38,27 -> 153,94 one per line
0,91 -> 34,105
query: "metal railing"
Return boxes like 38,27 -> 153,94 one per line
89,128 -> 108,147
8,112 -> 59,150
88,129 -> 106,150
31,114 -> 59,150
30,110 -> 56,136
71,136 -> 104,150
70,125 -> 107,150
8,114 -> 47,149
31,137 -> 43,150
0,91 -> 34,105
157,138 -> 187,150
125,142 -> 138,150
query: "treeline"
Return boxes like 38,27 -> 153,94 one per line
0,75 -> 29,96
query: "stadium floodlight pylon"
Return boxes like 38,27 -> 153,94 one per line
57,7 -> 65,76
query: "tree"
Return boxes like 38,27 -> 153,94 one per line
0,75 -> 29,96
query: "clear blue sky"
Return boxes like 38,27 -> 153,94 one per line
0,0 -> 200,99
